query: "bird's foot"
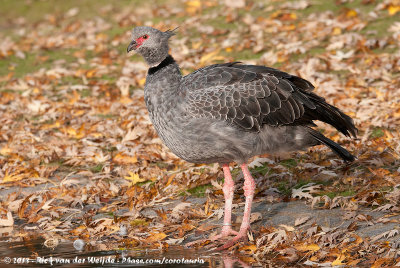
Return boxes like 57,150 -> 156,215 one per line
186,226 -> 249,251
185,225 -> 238,248
214,229 -> 248,251
186,225 -> 247,251
209,225 -> 239,241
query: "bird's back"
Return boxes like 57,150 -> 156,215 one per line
177,62 -> 357,163
181,63 -> 356,135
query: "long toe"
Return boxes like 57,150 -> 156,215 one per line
215,230 -> 248,251
185,226 -> 238,248
210,227 -> 239,241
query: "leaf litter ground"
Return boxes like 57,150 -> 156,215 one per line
0,0 -> 399,266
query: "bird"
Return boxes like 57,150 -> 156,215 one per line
127,26 -> 357,250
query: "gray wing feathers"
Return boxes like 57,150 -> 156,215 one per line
182,64 -> 313,131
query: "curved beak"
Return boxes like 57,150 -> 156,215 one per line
127,40 -> 137,53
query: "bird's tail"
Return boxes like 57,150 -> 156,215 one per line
307,128 -> 355,162
307,92 -> 358,138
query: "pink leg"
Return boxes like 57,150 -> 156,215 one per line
210,164 -> 239,240
216,163 -> 256,250
186,164 -> 237,248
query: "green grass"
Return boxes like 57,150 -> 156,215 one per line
0,53 -> 37,78
61,76 -> 82,85
0,0 -> 148,25
103,146 -> 117,153
0,49 -> 79,78
79,89 -> 92,98
0,0 -> 174,79
280,158 -> 298,169
100,75 -> 118,83
299,0 -> 378,17
361,12 -> 399,38
289,47 -> 326,62
251,164 -> 271,176
320,189 -> 356,199
90,164 -> 103,173
207,17 -> 238,31
137,180 -> 155,187
370,127 -> 385,139
228,50 -> 265,61
130,219 -> 149,227
96,113 -> 116,119
277,181 -> 292,196
371,46 -> 399,55
1,0 -> 395,83
104,27 -> 131,39
380,186 -> 394,193
294,1 -> 339,17
153,161 -> 170,169
184,184 -> 213,197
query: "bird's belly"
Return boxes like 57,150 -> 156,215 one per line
149,112 -> 315,164
150,116 -> 222,163
149,114 -> 255,164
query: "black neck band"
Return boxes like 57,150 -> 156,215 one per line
148,55 -> 175,75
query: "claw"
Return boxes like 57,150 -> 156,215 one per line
185,226 -> 238,248
210,226 -> 239,241
215,230 -> 248,251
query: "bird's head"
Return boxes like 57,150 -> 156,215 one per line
127,26 -> 176,67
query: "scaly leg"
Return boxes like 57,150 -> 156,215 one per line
209,164 -> 239,240
216,163 -> 256,250
186,164 -> 237,247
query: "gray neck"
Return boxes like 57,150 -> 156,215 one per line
145,55 -> 182,91
139,45 -> 170,67
144,55 -> 183,113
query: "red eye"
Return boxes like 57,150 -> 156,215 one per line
142,34 -> 149,39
